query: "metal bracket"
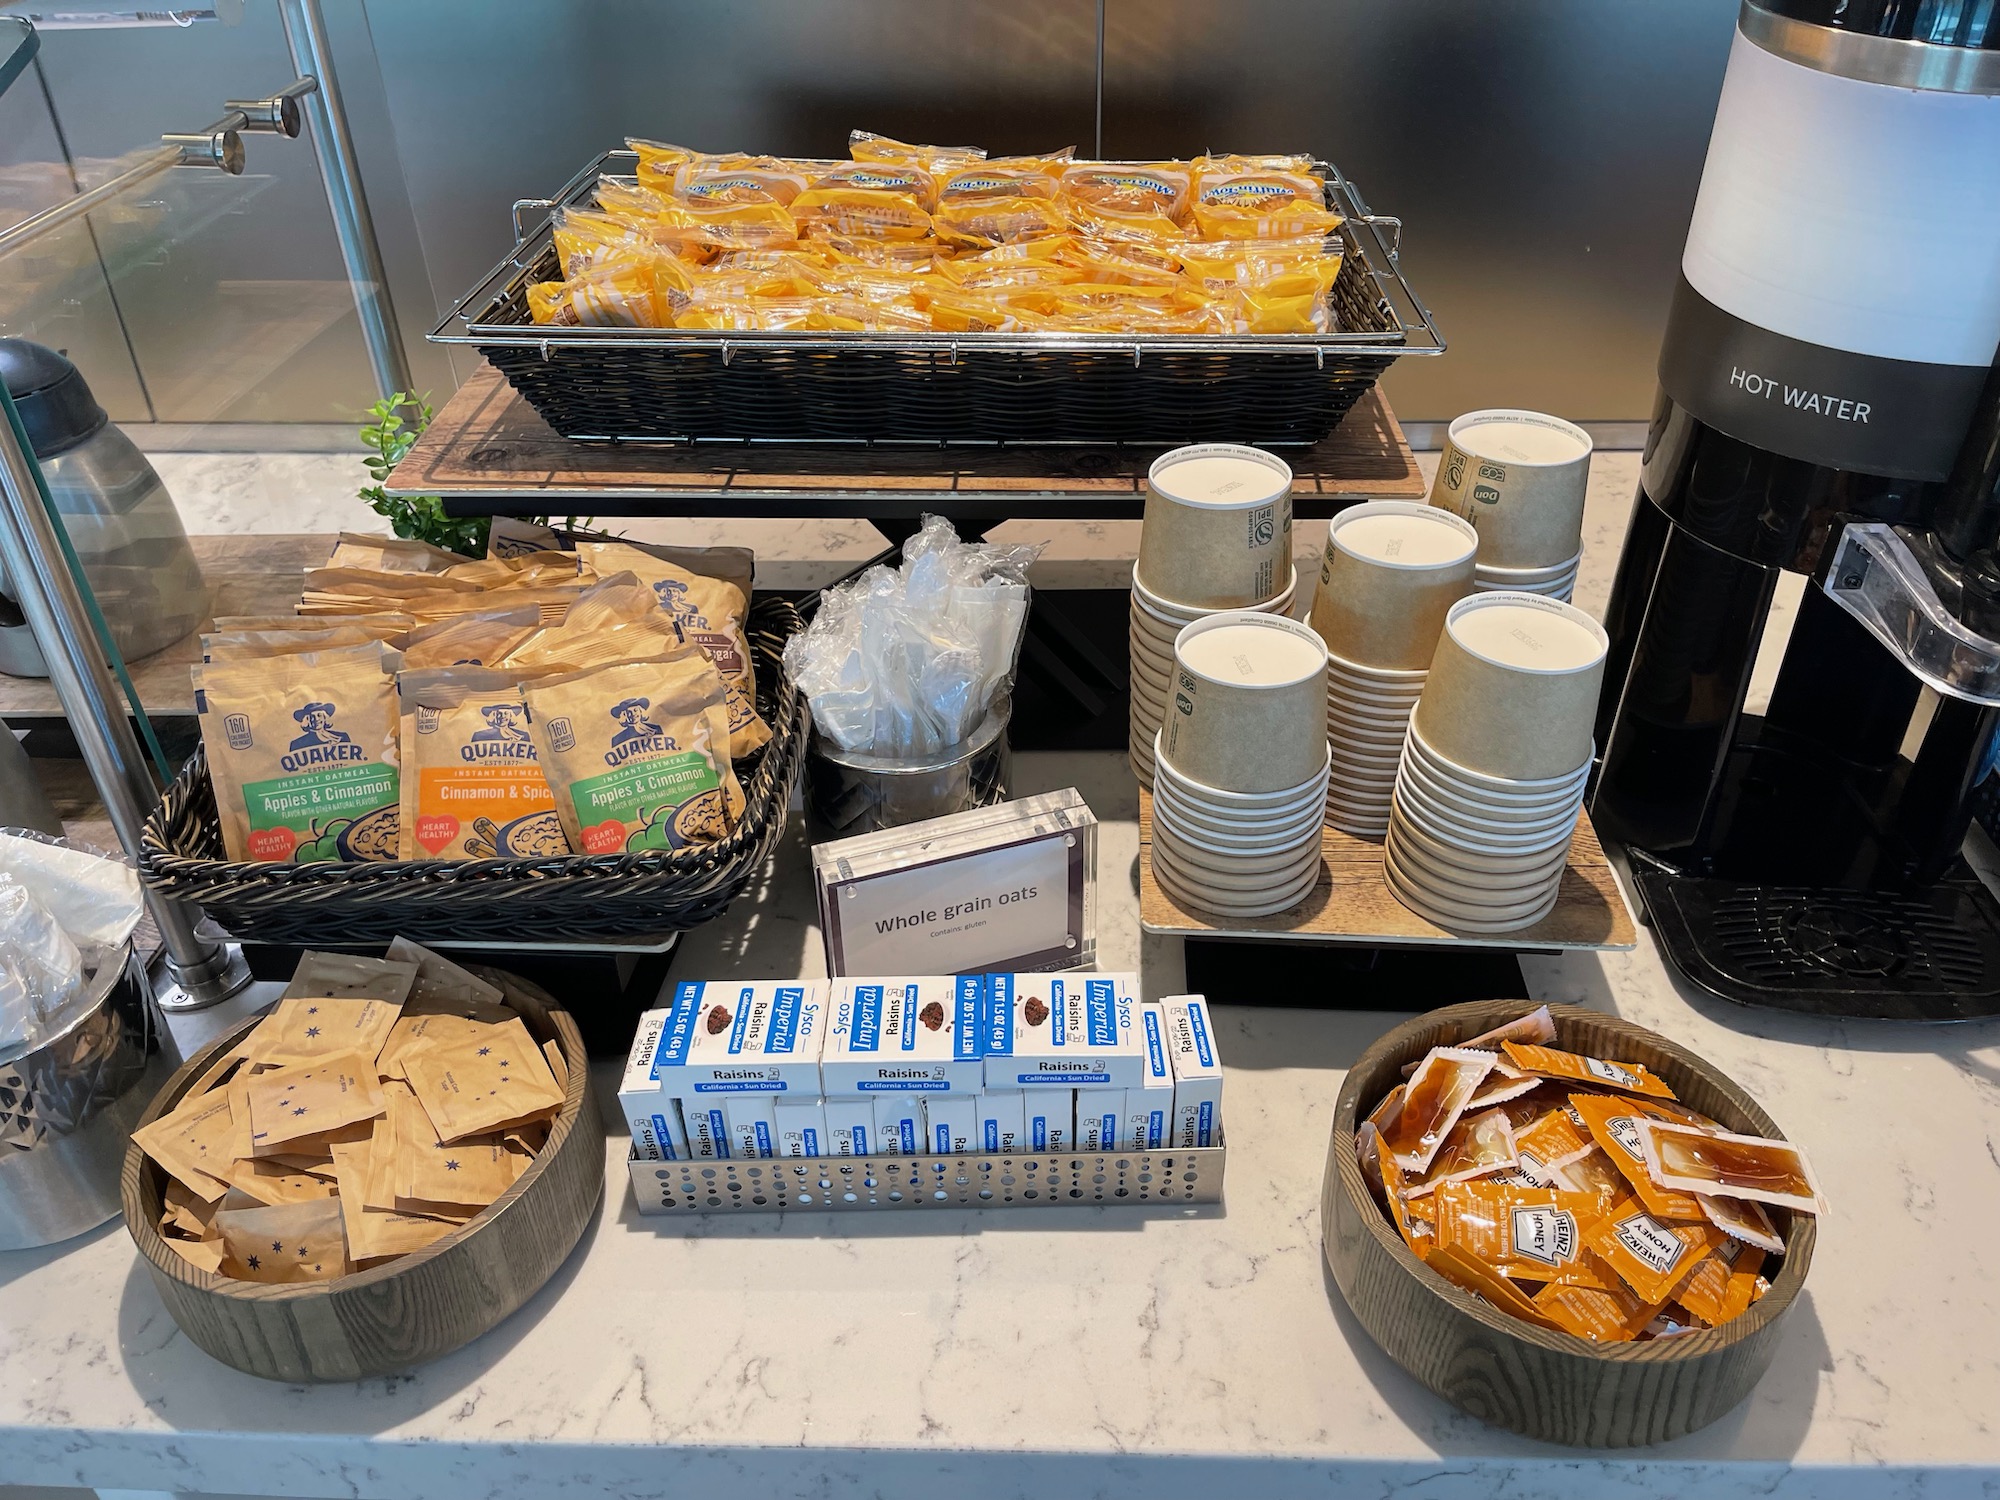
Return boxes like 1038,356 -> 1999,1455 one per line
1362,213 -> 1403,262
225,76 -> 316,137
512,196 -> 557,248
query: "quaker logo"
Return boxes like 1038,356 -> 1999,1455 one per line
650,576 -> 710,629
463,702 -> 538,761
1444,450 -> 1466,492
1472,483 -> 1502,507
471,701 -> 532,744
223,712 -> 253,751
604,697 -> 678,766
1248,505 -> 1276,547
1509,1206 -> 1577,1267
282,701 -> 365,771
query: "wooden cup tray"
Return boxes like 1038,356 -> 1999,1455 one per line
628,1142 -> 1224,1214
1138,789 -> 1637,951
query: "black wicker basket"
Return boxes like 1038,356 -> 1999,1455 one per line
137,599 -> 807,947
432,152 -> 1442,447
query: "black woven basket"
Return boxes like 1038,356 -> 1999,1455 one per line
433,152 -> 1441,447
137,599 -> 807,947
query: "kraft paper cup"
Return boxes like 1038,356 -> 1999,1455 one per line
1154,856 -> 1321,919
1405,717 -> 1595,801
1383,850 -> 1562,931
1476,549 -> 1583,586
1161,613 -> 1329,794
1153,841 -> 1322,908
1430,409 -> 1593,570
1155,790 -> 1324,846
1138,444 -> 1295,609
1153,826 -> 1321,889
1390,805 -> 1573,869
1396,761 -> 1583,830
1310,501 -> 1477,671
1152,734 -> 1331,812
1388,841 -> 1567,910
1133,561 -> 1299,627
1411,593 -> 1608,782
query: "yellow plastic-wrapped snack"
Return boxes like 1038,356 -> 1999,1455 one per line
816,236 -> 944,270
849,129 -> 985,175
1188,167 -> 1342,241
673,161 -> 812,207
926,290 -> 1057,333
551,207 -> 662,279
792,185 -> 933,243
1056,238 -> 1188,289
961,235 -> 1074,264
1060,162 -> 1192,241
1177,236 -> 1342,293
934,164 -> 1072,250
932,258 -> 1087,293
809,160 -> 940,209
627,138 -> 696,191
1228,285 -> 1330,335
652,199 -> 799,256
1193,151 -> 1318,176
527,263 -> 676,328
676,296 -> 873,332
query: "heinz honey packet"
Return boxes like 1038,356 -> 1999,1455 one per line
396,666 -> 570,862
522,657 -> 744,856
194,653 -> 400,864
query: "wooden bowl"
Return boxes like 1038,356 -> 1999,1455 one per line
121,969 -> 600,1382
1321,1000 -> 1814,1448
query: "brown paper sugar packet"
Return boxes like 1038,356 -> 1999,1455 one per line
132,1089 -> 237,1203
542,1038 -> 570,1095
214,1198 -> 351,1282
398,607 -> 545,670
162,1179 -> 219,1238
245,1050 -> 386,1154
379,1011 -> 499,1079
326,532 -> 467,574
523,655 -> 744,856
384,938 -> 506,1011
222,1155 -> 341,1208
383,1088 -> 520,1212
165,1235 -> 227,1275
186,1043 -> 252,1101
284,951 -> 419,1004
194,653 -> 401,864
304,565 -> 489,603
328,1139 -> 463,1261
249,996 -> 404,1070
403,1017 -> 566,1143
396,667 -> 570,862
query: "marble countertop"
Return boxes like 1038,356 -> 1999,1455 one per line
3,748 -> 1999,1500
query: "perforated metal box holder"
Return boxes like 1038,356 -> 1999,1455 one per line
627,1141 -> 1225,1214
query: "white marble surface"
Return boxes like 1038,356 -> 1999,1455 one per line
2,746 -> 1999,1499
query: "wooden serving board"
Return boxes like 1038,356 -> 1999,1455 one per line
385,361 -> 1426,520
0,532 -> 327,720
1137,788 -> 1637,951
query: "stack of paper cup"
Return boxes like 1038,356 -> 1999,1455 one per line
1150,612 -> 1330,919
1429,410 -> 1592,602
1309,501 -> 1478,835
1385,593 -> 1609,932
1131,443 -> 1298,788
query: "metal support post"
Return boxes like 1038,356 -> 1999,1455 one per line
0,416 -> 248,1010
278,0 -> 413,400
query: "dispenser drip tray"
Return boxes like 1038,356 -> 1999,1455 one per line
1630,855 -> 2000,1021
